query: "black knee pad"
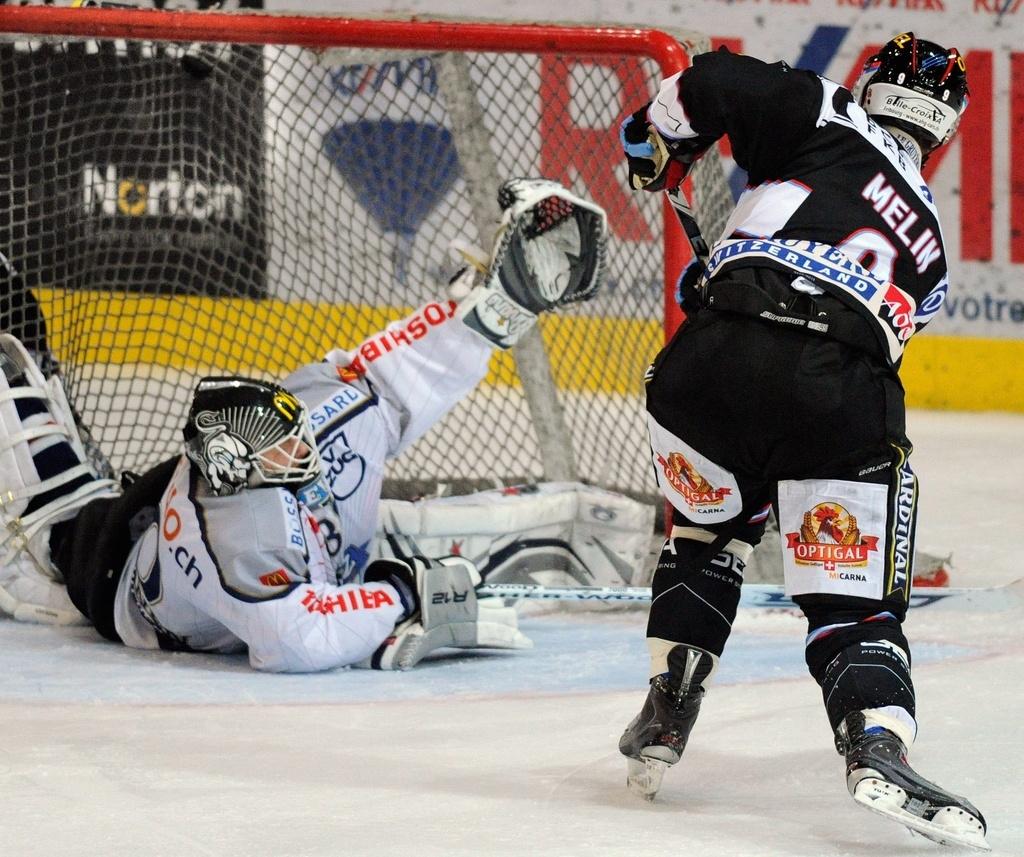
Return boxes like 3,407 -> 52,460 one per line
799,596 -> 911,682
798,601 -> 915,734
646,536 -> 746,658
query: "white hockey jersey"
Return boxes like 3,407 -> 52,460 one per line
112,302 -> 493,672
285,299 -> 492,585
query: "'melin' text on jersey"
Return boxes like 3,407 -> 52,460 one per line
861,173 -> 941,274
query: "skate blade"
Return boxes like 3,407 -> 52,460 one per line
852,776 -> 991,852
626,756 -> 669,801
0,585 -> 87,626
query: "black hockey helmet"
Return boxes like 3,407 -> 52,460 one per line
183,376 -> 320,496
855,32 -> 968,153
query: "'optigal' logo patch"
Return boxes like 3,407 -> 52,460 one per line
657,451 -> 732,508
785,503 -> 879,576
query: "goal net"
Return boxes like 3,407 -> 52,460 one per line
0,6 -> 732,504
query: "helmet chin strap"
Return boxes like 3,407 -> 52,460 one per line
882,124 -> 924,170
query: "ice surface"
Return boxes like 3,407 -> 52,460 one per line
1,410 -> 1021,856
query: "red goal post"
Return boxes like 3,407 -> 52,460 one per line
0,6 -> 730,501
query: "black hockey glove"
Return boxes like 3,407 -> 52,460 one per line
620,107 -> 715,193
675,259 -> 705,316
364,557 -> 422,619
620,107 -> 690,192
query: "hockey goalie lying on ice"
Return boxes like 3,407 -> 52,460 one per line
0,178 -> 609,673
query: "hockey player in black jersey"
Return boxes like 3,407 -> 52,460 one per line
617,34 -> 989,850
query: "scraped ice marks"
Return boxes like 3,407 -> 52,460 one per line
322,120 -> 459,284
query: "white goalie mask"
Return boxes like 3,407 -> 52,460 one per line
183,376 -> 320,496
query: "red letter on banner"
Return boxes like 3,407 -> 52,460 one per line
1012,53 -> 1024,264
923,51 -> 993,262
540,55 -> 655,242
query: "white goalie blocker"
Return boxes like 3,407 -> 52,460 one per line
375,483 -> 656,594
365,555 -> 534,671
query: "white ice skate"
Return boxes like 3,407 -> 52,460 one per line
840,713 -> 990,851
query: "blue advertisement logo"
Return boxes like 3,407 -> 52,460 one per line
323,85 -> 460,283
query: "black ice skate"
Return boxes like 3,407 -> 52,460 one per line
838,712 -> 990,851
619,644 -> 717,800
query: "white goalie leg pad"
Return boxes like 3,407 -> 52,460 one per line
372,557 -> 532,670
0,565 -> 85,625
378,482 -> 655,589
0,335 -> 118,623
0,335 -> 119,540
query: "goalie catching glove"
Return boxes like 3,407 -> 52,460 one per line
458,178 -> 608,349
362,555 -> 532,670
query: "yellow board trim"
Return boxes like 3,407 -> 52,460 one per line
900,335 -> 1024,413
34,289 -> 662,397
33,289 -> 1023,411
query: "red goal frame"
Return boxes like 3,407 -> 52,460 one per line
0,4 -> 691,341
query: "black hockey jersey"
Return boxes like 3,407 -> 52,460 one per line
649,49 -> 950,365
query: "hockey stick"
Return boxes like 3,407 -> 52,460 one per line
477,580 -> 1024,612
478,582 -> 653,603
664,185 -> 713,319
665,186 -> 710,269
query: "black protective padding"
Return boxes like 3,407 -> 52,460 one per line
646,535 -> 745,658
815,633 -> 916,732
51,456 -> 180,641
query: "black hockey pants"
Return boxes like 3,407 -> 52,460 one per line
644,274 -> 918,727
51,456 -> 179,642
